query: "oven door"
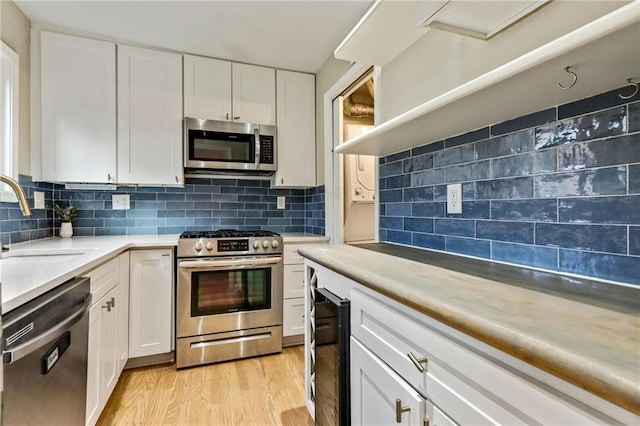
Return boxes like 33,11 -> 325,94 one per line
177,256 -> 283,338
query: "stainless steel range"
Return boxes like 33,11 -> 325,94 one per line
176,230 -> 283,368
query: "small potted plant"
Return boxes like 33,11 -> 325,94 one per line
54,204 -> 78,238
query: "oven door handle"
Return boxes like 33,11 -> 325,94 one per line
178,256 -> 282,270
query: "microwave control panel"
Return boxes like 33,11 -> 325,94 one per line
260,136 -> 274,164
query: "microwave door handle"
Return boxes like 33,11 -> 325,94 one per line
254,128 -> 261,169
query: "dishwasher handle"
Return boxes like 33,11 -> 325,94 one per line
3,294 -> 91,365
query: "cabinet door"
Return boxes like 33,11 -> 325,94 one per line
232,63 -> 276,125
100,286 -> 119,402
283,298 -> 305,337
184,54 -> 232,121
351,337 -> 427,426
86,299 -> 102,426
129,249 -> 173,358
272,70 -> 316,188
116,252 -> 130,374
40,31 -> 116,183
284,264 -> 305,299
117,45 -> 183,185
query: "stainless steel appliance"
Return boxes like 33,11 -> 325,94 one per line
176,230 -> 283,368
314,287 -> 350,426
184,118 -> 276,175
2,277 -> 91,426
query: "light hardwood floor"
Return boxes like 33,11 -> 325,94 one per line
97,346 -> 313,426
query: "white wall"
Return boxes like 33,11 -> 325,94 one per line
378,0 -> 628,122
1,0 -> 31,175
314,54 -> 351,184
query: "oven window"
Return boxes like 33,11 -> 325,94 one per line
189,130 -> 254,163
191,268 -> 271,316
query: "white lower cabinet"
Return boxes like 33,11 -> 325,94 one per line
85,253 -> 129,426
351,338 -> 427,426
303,261 -> 635,426
283,240 -> 327,343
128,249 -> 173,358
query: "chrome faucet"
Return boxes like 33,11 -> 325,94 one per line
1,174 -> 32,216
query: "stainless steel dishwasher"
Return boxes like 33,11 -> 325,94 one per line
2,276 -> 91,426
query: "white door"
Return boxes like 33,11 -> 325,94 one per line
129,249 -> 173,358
184,55 -> 232,121
100,286 -> 119,400
351,337 -> 427,426
117,45 -> 183,185
232,63 -> 276,125
40,31 -> 116,183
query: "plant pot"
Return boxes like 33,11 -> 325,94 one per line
60,222 -> 73,238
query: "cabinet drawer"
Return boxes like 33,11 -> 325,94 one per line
351,287 -> 608,425
84,257 -> 119,304
283,244 -> 304,265
284,264 -> 305,299
283,298 -> 305,337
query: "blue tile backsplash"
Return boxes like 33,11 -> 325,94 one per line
380,87 -> 640,286
1,177 -> 325,245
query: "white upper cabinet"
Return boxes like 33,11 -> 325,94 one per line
271,70 -> 316,188
39,31 -> 116,183
183,56 -> 276,125
117,45 -> 183,185
184,55 -> 232,121
232,63 -> 276,125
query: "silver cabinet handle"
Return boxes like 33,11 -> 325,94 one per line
110,297 -> 115,308
225,112 -> 229,120
407,351 -> 428,373
175,175 -> 179,183
424,417 -> 430,426
102,300 -> 112,312
234,116 -> 240,120
395,399 -> 410,423
107,173 -> 113,182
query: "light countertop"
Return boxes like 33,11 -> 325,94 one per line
298,243 -> 640,416
1,235 -> 179,313
0,232 -> 326,314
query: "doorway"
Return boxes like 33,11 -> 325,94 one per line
323,65 -> 378,245
336,71 -> 375,244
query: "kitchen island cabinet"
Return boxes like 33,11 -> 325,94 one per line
300,244 -> 639,425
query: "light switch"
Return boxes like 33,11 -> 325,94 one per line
277,196 -> 286,210
112,194 -> 130,210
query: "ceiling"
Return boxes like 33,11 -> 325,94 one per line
14,0 -> 373,73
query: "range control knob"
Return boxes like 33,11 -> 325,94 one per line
271,240 -> 279,248
194,242 -> 204,252
262,240 -> 270,249
253,240 -> 260,249
205,241 -> 214,251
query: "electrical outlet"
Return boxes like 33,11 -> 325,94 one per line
447,184 -> 462,214
33,191 -> 45,209
277,196 -> 286,210
112,194 -> 130,210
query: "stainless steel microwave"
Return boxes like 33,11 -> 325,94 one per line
184,118 -> 276,175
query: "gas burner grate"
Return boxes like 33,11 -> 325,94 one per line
179,229 -> 281,239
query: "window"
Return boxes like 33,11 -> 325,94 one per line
1,40 -> 19,201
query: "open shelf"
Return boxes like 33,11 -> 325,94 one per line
334,1 -> 640,156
